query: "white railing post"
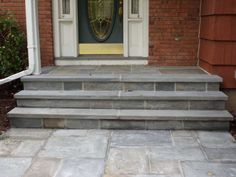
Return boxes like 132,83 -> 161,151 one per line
25,0 -> 41,75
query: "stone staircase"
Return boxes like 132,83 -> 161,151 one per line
8,71 -> 233,130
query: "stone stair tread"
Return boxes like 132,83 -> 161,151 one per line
8,108 -> 233,121
15,90 -> 228,100
21,74 -> 222,82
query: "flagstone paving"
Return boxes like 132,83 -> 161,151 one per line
0,129 -> 236,177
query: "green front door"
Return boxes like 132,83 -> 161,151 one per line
79,0 -> 123,54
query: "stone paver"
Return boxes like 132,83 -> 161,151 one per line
104,175 -> 166,177
0,139 -> 21,156
52,129 -> 110,137
171,130 -> 196,137
0,129 -> 236,177
204,147 -> 236,162
182,162 -> 236,177
149,147 -> 206,161
149,160 -> 182,177
6,128 -> 52,139
24,158 -> 61,177
172,136 -> 199,147
105,147 -> 148,175
197,131 -> 236,148
11,140 -> 45,157
0,158 -> 32,177
38,134 -> 108,159
111,130 -> 172,147
55,159 -> 105,177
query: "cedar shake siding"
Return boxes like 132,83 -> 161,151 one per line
199,0 -> 236,88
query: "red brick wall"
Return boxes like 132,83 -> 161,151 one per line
1,0 -> 201,66
199,0 -> 236,88
38,1 -> 54,66
0,0 -> 54,66
149,0 -> 200,66
0,0 -> 26,30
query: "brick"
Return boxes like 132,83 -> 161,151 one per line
0,0 -> 54,66
1,0 -> 200,66
148,0 -> 200,66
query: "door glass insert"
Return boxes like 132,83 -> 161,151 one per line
131,0 -> 139,14
62,0 -> 70,15
88,0 -> 115,41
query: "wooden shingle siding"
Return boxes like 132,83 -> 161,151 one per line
199,0 -> 236,88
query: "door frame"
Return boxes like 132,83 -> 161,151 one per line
53,0 -> 78,57
53,0 -> 149,58
124,0 -> 149,57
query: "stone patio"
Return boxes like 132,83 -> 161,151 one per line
0,129 -> 236,177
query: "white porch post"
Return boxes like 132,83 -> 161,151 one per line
25,0 -> 41,75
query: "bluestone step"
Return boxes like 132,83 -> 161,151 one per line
8,108 -> 233,130
15,90 -> 227,100
15,90 -> 227,110
21,74 -> 221,91
21,74 -> 222,82
8,107 -> 233,120
8,71 -> 232,130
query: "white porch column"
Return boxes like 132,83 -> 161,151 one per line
25,0 -> 41,74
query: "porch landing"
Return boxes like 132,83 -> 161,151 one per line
41,65 -> 207,75
0,129 -> 236,177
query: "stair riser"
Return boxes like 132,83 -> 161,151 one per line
10,118 -> 229,130
23,81 -> 219,91
17,99 -> 226,110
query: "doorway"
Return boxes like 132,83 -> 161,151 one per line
78,0 -> 124,55
53,0 -> 149,60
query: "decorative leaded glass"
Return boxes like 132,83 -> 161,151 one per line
88,0 -> 115,41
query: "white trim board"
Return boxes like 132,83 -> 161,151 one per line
55,59 -> 148,66
53,0 -> 78,57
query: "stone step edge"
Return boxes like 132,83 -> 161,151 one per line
21,74 -> 222,83
8,108 -> 233,121
14,91 -> 228,101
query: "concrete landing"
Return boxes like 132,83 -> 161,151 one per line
0,129 -> 236,177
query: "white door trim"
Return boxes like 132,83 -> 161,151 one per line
53,0 -> 149,59
143,0 -> 149,57
52,0 -> 60,57
125,0 -> 149,57
123,0 -> 128,57
55,59 -> 148,66
53,0 -> 78,57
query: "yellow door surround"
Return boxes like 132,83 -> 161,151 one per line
79,43 -> 123,55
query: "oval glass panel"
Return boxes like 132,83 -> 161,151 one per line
88,0 -> 115,42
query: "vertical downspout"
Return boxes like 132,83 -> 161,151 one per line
25,0 -> 41,75
197,0 -> 202,66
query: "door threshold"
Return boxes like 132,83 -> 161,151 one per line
57,55 -> 147,60
55,56 -> 148,66
79,44 -> 123,55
